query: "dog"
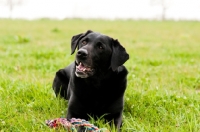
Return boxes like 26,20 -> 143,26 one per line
52,30 -> 129,131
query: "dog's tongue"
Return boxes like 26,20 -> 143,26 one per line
77,62 -> 86,71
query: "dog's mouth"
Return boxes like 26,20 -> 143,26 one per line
75,61 -> 94,78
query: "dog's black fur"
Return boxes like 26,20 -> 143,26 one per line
52,30 -> 129,130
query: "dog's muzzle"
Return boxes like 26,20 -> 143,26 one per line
75,49 -> 94,78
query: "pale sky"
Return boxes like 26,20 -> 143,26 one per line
0,0 -> 200,20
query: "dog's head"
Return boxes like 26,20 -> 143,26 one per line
71,30 -> 129,78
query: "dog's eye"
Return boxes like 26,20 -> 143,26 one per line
82,41 -> 87,45
97,42 -> 104,50
98,45 -> 103,49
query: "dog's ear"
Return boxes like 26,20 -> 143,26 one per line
111,39 -> 129,71
71,30 -> 93,55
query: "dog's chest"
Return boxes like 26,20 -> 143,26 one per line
85,87 -> 115,107
73,77 -> 119,107
86,93 -> 110,113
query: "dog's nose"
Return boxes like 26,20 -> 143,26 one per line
77,49 -> 88,58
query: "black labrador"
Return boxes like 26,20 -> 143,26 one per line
52,30 -> 129,130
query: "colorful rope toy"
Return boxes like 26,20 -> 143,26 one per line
46,118 -> 110,132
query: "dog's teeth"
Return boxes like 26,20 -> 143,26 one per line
83,68 -> 86,71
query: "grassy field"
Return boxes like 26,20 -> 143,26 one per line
0,19 -> 199,132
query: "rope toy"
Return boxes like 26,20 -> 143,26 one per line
46,118 -> 110,132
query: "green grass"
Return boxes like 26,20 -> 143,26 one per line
0,19 -> 200,132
